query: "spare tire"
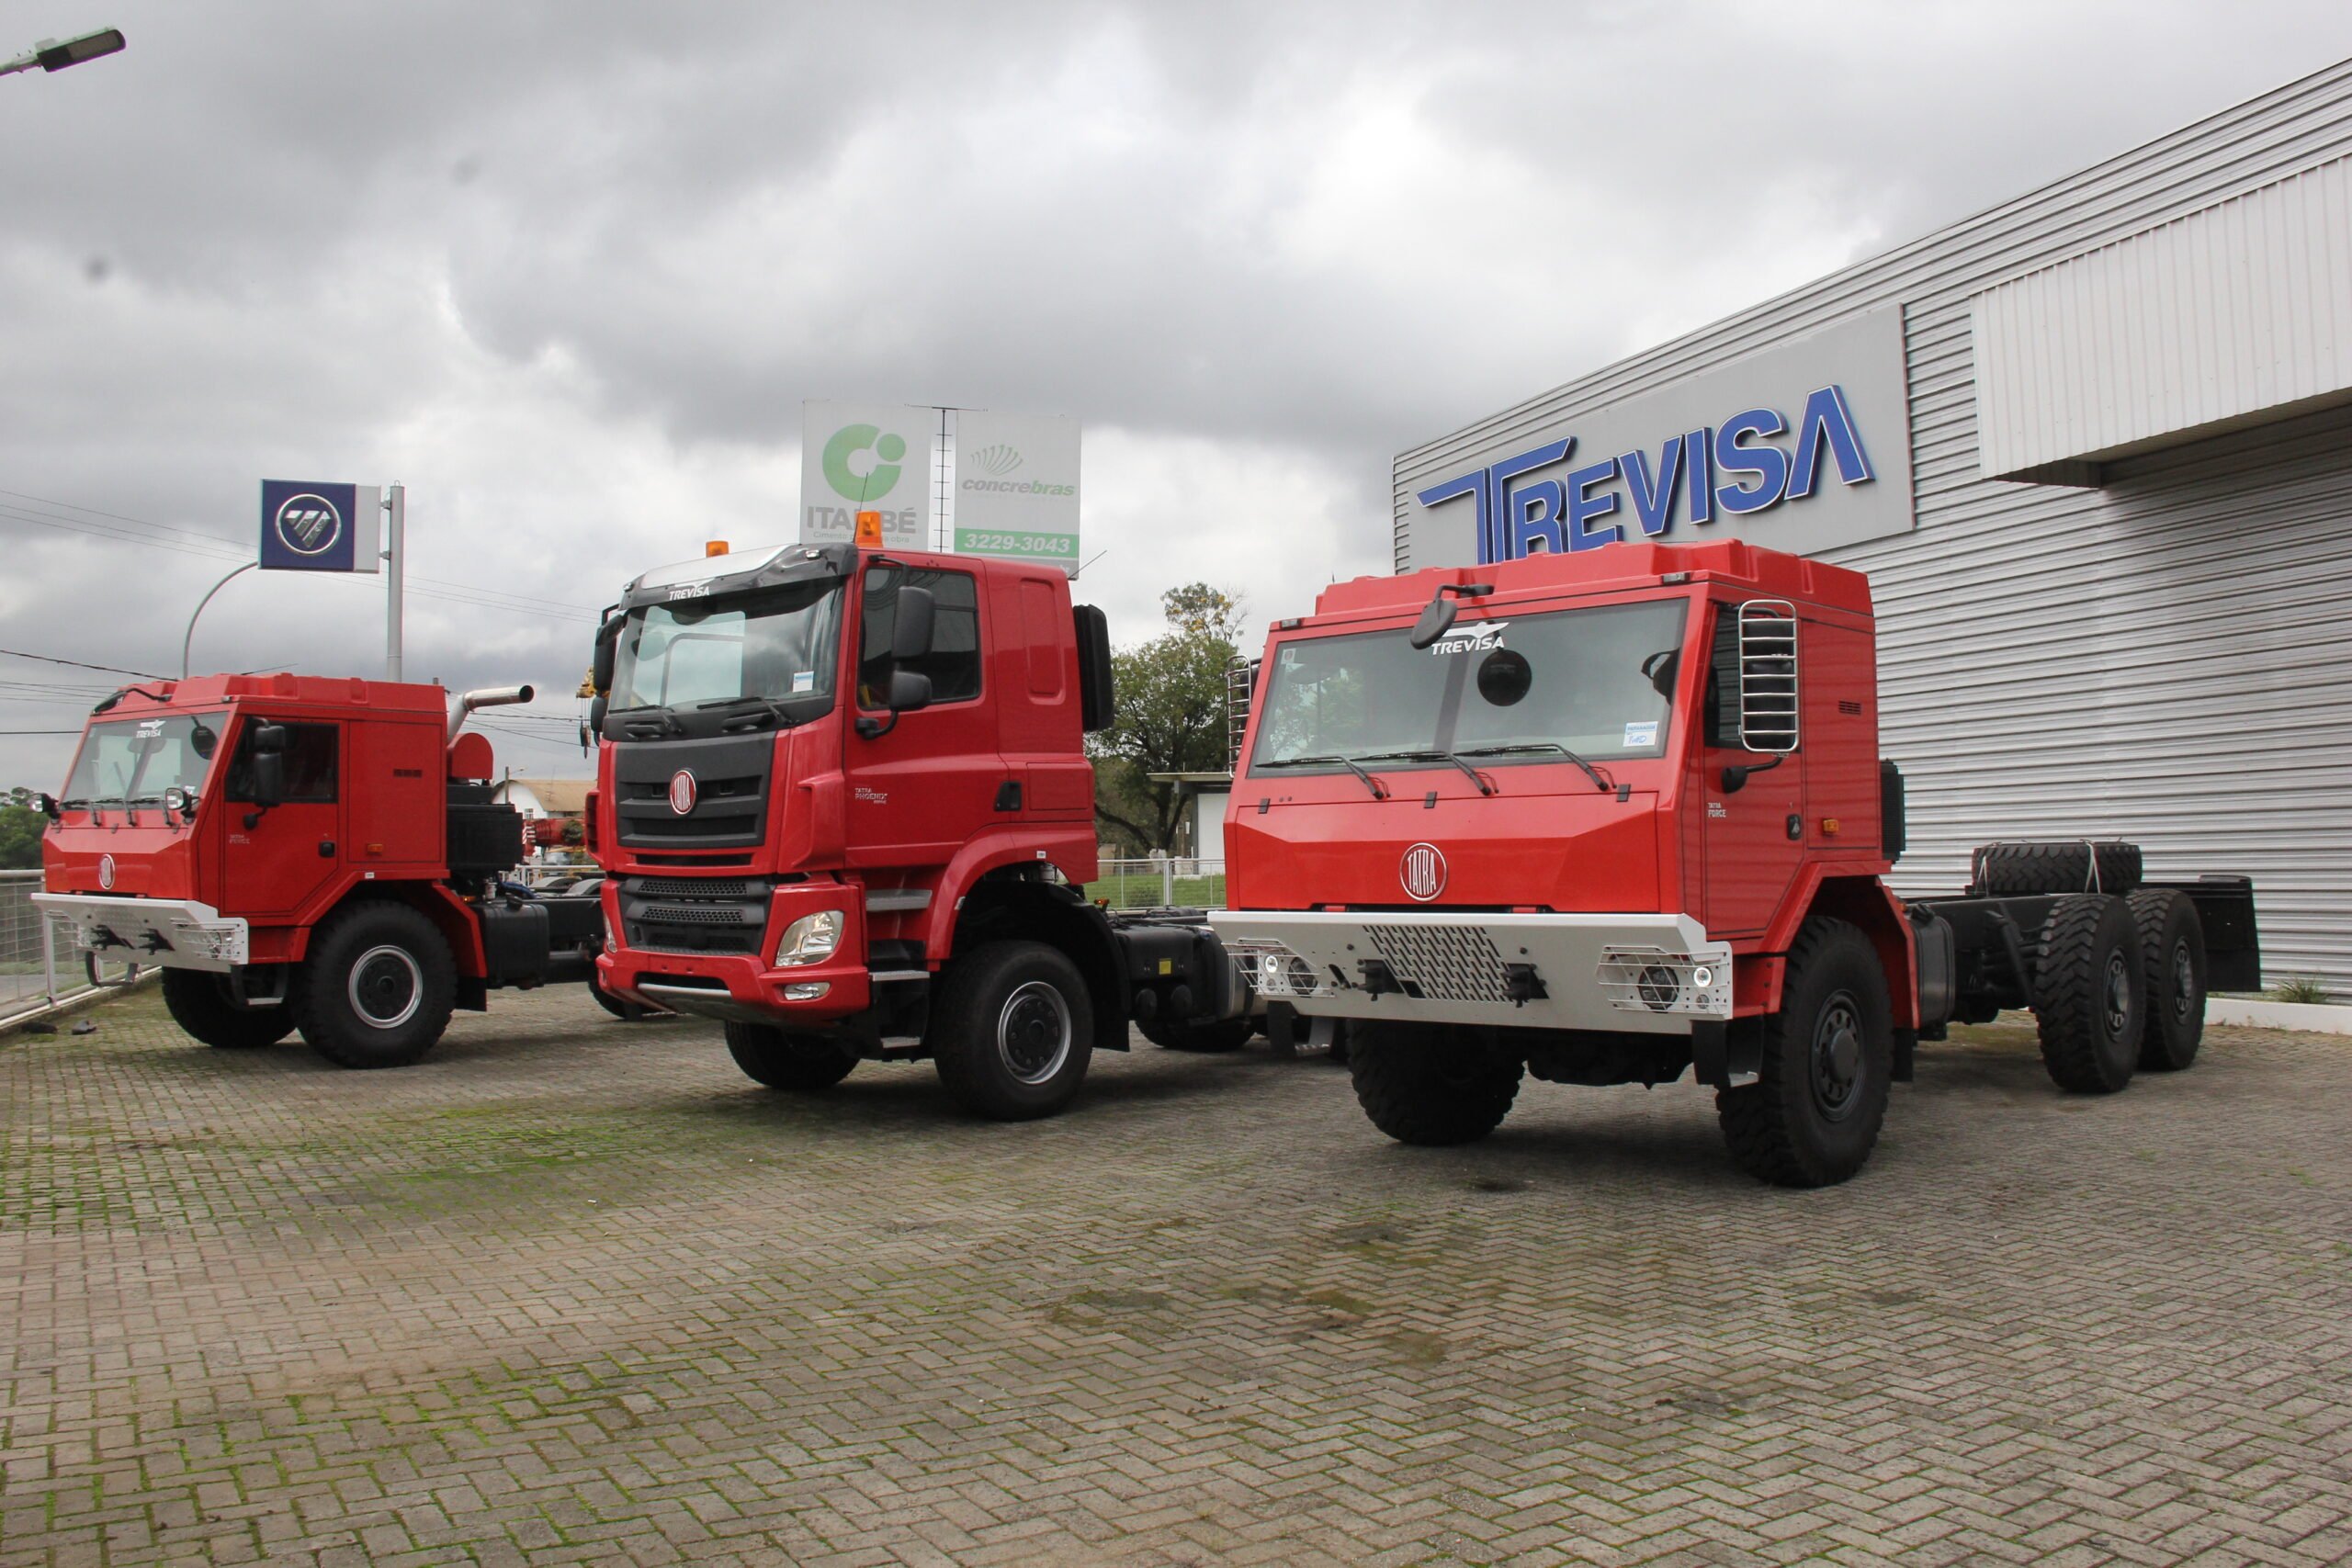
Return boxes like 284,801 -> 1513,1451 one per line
1974,840 -> 2143,897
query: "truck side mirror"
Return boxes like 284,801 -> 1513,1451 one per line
248,721 -> 288,809
890,585 -> 936,662
887,669 -> 933,713
1734,600 -> 1799,753
1408,596 -> 1458,649
587,694 -> 608,735
592,614 -> 622,694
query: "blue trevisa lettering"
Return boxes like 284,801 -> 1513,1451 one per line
1414,383 -> 1875,563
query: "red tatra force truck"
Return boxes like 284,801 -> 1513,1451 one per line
1209,539 -> 2259,1186
585,539 -> 1248,1118
34,675 -> 611,1066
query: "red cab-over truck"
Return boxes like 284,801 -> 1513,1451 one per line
1209,539 -> 2260,1186
34,674 -> 611,1066
586,540 -> 1249,1118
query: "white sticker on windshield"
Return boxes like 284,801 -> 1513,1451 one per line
792,671 -> 815,694
1623,721 -> 1659,747
136,719 -> 164,738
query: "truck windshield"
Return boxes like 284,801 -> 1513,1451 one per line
1250,599 -> 1688,775
59,712 -> 224,807
611,581 -> 842,715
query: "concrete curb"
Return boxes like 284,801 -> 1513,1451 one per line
0,973 -> 156,1039
2205,997 -> 2352,1035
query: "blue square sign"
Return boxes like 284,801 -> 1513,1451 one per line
259,479 -> 379,572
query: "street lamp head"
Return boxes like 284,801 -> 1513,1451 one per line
34,28 -> 126,71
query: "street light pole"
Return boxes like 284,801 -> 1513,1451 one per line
184,562 -> 256,679
0,28 -> 126,78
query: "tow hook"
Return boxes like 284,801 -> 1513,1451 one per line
1504,964 -> 1548,1006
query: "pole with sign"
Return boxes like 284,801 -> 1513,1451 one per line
951,411 -> 1080,571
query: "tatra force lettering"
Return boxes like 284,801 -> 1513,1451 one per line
1415,383 -> 1876,563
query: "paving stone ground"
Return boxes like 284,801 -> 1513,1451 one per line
1,986 -> 2347,1567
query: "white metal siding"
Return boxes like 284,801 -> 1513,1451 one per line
1973,155 -> 2352,479
1393,60 -> 2352,987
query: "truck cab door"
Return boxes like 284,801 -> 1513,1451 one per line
221,717 -> 344,919
843,563 -> 1004,884
1699,604 -> 1806,941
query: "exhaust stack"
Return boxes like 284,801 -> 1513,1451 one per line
447,683 -> 534,741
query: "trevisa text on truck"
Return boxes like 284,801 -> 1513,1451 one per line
583,533 -> 1250,1118
1208,539 -> 2258,1186
33,677 -> 613,1066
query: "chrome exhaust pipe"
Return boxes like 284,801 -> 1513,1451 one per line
447,683 -> 534,740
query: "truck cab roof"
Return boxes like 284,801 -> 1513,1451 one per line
1308,539 -> 1873,624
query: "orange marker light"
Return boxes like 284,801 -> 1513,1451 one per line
705,540 -> 729,558
854,510 -> 885,547
1821,818 -> 1841,836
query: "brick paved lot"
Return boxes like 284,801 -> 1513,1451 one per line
3,988 -> 2348,1567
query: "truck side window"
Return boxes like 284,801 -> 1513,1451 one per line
223,720 -> 339,803
859,568 -> 982,706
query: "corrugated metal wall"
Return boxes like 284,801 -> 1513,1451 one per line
1973,154 -> 2352,478
1393,60 -> 2352,987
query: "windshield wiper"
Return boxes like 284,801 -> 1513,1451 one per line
1261,753 -> 1390,800
1354,750 -> 1498,796
696,694 -> 800,731
1455,741 -> 1618,796
608,703 -> 684,737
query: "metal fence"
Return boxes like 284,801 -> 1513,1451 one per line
0,869 -> 77,1023
1088,857 -> 1227,910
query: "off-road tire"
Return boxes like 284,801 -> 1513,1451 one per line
2126,887 -> 2205,1072
2032,893 -> 2143,1094
1975,840 -> 2143,897
292,901 -> 458,1069
723,1021 -> 857,1090
930,942 -> 1095,1121
1716,917 -> 1894,1188
1348,1021 -> 1522,1145
1137,1015 -> 1254,1053
162,969 -> 296,1050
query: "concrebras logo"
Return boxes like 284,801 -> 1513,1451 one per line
967,443 -> 1022,476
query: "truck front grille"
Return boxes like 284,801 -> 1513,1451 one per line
616,875 -> 771,956
1363,922 -> 1514,1005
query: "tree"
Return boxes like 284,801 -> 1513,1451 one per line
0,787 -> 46,870
1090,584 -> 1244,854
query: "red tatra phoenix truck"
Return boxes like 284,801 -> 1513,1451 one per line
34,675 -> 610,1066
1209,540 -> 2259,1186
586,539 -> 1248,1119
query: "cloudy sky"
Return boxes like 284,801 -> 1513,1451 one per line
4,1 -> 2348,786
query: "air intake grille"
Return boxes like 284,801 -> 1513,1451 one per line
1363,923 -> 1513,1004
630,877 -> 757,900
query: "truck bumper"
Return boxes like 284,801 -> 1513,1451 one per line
599,950 -> 874,1026
30,893 -> 249,974
1207,909 -> 1731,1035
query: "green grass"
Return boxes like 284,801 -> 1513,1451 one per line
2271,976 -> 2335,1005
1082,873 -> 1226,909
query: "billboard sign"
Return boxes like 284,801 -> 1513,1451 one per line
259,480 -> 380,572
800,402 -> 933,550
1394,309 -> 1913,569
953,411 -> 1080,570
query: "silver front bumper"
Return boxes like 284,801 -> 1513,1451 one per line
1208,909 -> 1731,1034
29,893 -> 250,973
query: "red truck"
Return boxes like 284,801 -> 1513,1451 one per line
586,541 -> 1248,1118
1209,539 -> 2259,1186
34,675 -> 611,1066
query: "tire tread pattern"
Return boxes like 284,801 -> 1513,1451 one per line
1348,1021 -> 1522,1145
2033,894 -> 2140,1094
1976,840 -> 2143,897
1716,917 -> 1893,1188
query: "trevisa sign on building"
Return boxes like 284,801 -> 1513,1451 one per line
953,411 -> 1080,570
1396,310 -> 1914,569
800,401 -> 933,550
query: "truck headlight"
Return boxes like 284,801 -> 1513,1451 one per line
775,909 -> 843,967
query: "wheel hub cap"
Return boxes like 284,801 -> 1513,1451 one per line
1812,991 -> 1863,1120
2103,951 -> 2132,1038
998,981 -> 1071,1085
349,944 -> 424,1030
2171,941 -> 2194,1020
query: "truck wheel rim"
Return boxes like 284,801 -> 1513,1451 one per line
998,981 -> 1071,1085
349,945 -> 424,1030
2103,951 -> 2132,1039
1811,990 -> 1863,1121
2170,941 -> 2195,1020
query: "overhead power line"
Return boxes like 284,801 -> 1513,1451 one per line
0,645 -> 166,680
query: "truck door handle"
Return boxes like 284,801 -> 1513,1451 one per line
318,839 -> 336,858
